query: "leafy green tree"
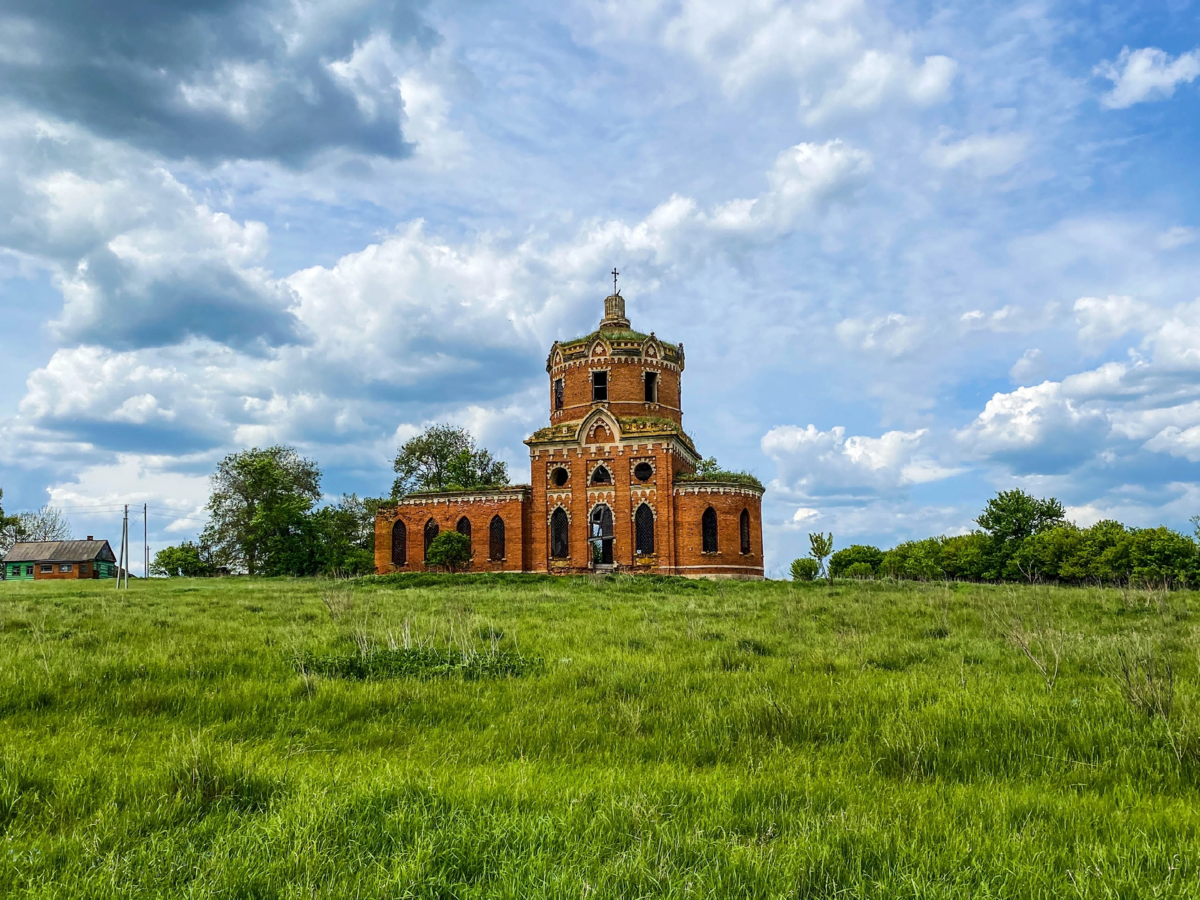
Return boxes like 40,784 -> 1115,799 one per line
151,542 -> 216,577
0,488 -> 18,559
201,446 -> 322,575
790,558 -> 819,581
881,538 -> 945,581
843,562 -> 875,579
940,533 -> 988,581
808,532 -> 833,581
425,531 -> 472,573
829,544 -> 883,577
1127,526 -> 1199,588
976,489 -> 1066,580
392,425 -> 509,499
1010,525 -> 1083,582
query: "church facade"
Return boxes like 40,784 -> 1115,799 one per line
374,292 -> 765,578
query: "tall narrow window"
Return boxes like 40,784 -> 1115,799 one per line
551,508 -> 570,559
590,504 -> 614,565
644,372 -> 658,403
490,515 -> 506,561
702,507 -> 718,553
457,516 -> 472,541
592,370 -> 608,402
424,519 -> 439,559
740,508 -> 751,555
392,520 -> 407,567
554,378 -> 564,410
635,504 -> 655,555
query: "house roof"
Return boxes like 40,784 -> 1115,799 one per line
4,540 -> 117,563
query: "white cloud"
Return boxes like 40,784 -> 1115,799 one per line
1096,46 -> 1200,109
956,381 -> 1110,464
835,313 -> 925,358
1010,348 -> 1046,384
1074,295 -> 1160,346
924,132 -> 1030,177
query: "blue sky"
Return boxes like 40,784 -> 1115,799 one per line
2,0 -> 1199,575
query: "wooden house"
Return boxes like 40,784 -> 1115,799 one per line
3,539 -> 119,581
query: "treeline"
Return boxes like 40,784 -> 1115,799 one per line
796,489 -> 1200,588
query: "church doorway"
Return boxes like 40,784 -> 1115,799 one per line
589,504 -> 614,566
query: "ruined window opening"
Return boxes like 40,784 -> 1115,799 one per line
550,507 -> 570,559
702,506 -> 718,553
740,508 -> 751,555
590,504 -> 614,565
554,378 -> 564,410
490,515 -> 505,560
457,516 -> 472,544
551,467 -> 569,487
591,465 -> 611,485
392,520 -> 407,567
592,370 -> 608,402
644,372 -> 658,403
635,504 -> 655,555
424,519 -> 439,560
633,462 -> 653,482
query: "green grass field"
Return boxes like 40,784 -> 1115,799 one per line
1,574 -> 1198,898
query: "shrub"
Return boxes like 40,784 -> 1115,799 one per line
790,558 -> 819,581
829,544 -> 883,577
425,531 -> 472,573
843,562 -> 875,579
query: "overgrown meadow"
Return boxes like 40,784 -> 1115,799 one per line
1,574 -> 1199,898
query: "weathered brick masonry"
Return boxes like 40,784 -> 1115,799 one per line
376,291 -> 764,578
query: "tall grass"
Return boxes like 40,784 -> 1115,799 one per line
0,574 -> 1198,897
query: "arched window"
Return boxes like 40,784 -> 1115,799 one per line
702,507 -> 718,553
424,519 -> 439,559
591,465 -> 611,485
551,507 -> 569,559
391,520 -> 407,567
551,467 -> 569,487
490,515 -> 506,561
590,504 -> 614,565
740,508 -> 751,555
457,516 -> 472,541
635,504 -> 655,555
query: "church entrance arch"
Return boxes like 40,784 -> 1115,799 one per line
589,504 -> 614,566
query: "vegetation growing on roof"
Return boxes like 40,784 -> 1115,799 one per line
675,456 -> 765,490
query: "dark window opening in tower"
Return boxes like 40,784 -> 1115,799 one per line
702,507 -> 718,553
550,508 -> 569,558
740,508 -> 751,555
592,370 -> 608,401
424,519 -> 439,559
634,462 -> 653,482
457,516 -> 472,542
644,372 -> 658,403
590,504 -> 614,565
489,515 -> 505,561
591,465 -> 611,485
554,378 -> 564,410
391,520 -> 407,567
552,466 -> 569,487
635,504 -> 655,555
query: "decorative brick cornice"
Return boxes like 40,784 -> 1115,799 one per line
672,481 -> 765,498
378,485 -> 532,512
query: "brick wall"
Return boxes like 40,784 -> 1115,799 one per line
32,562 -> 99,580
671,484 -> 764,579
549,352 -> 682,427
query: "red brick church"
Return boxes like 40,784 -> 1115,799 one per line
375,290 -> 764,578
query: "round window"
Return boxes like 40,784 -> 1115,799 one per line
551,467 -> 569,487
634,462 -> 654,482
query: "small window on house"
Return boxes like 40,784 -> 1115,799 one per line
591,465 -> 611,485
457,516 -> 472,542
592,370 -> 608,402
702,507 -> 718,553
40,565 -> 53,574
392,520 -> 407,567
740,508 -> 751,555
635,504 -> 655,555
25,566 -> 33,576
59,564 -> 72,573
551,507 -> 570,559
490,515 -> 505,560
424,519 -> 439,559
551,467 -> 569,487
644,372 -> 658,403
554,378 -> 564,410
633,462 -> 653,482
79,564 -> 88,575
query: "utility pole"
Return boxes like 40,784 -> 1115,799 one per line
144,503 -> 148,579
121,504 -> 129,589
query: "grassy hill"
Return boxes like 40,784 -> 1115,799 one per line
1,574 -> 1198,898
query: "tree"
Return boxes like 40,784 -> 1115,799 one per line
1,504 -> 72,557
790,558 -> 819,581
976,489 -> 1066,580
425,530 -> 472,573
808,532 -> 834,582
151,542 -> 216,577
392,425 -> 509,499
0,489 -> 18,559
829,544 -> 884,577
200,446 -> 322,575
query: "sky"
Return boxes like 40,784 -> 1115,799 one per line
1,0 -> 1199,576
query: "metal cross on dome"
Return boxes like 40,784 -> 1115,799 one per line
611,267 -> 619,295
